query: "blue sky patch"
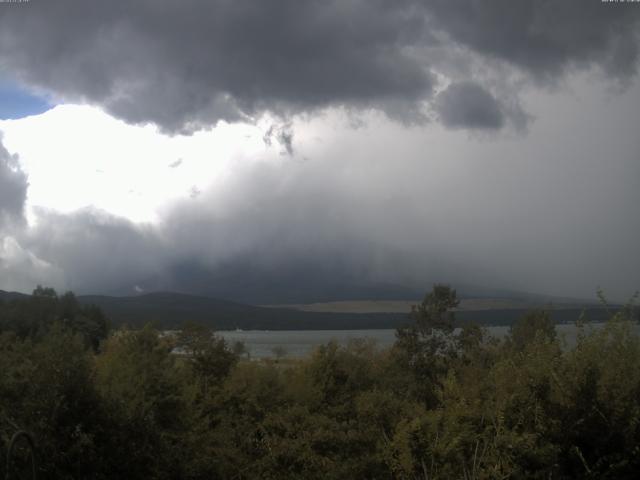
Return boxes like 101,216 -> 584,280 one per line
0,82 -> 53,120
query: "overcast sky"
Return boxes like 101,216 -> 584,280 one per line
0,0 -> 639,302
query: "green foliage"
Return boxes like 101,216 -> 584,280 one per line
394,284 -> 461,406
177,322 -> 238,393
1,287 -> 639,478
509,309 -> 556,351
94,325 -> 193,479
0,325 -> 108,478
0,286 -> 109,351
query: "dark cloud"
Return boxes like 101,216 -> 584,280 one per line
0,136 -> 27,229
0,0 -> 433,133
21,208 -> 164,294
426,0 -> 640,82
0,1 -> 638,132
277,128 -> 294,157
263,123 -> 295,155
435,82 -> 505,130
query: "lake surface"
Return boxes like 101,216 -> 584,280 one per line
218,323 -> 639,359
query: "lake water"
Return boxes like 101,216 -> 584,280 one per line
218,323 -> 639,359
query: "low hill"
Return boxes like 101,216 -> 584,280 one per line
2,289 -> 616,331
77,292 -> 407,330
262,298 -> 590,314
76,292 -> 615,330
0,290 -> 29,302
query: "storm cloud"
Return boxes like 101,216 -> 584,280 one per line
426,0 -> 640,81
435,82 -> 505,130
18,208 -> 165,294
0,1 -> 639,303
5,75 -> 639,303
0,1 -> 638,132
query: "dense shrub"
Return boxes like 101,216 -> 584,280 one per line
1,286 -> 639,478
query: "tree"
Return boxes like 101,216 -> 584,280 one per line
95,325 -> 188,478
411,284 -> 460,334
509,310 -> 556,351
178,322 -> 237,393
32,285 -> 57,298
0,287 -> 109,350
232,340 -> 249,359
0,325 -> 107,478
394,284 -> 460,406
271,345 -> 288,361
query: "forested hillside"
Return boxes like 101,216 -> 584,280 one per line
77,292 -> 407,330
1,286 -> 639,479
0,289 -> 615,331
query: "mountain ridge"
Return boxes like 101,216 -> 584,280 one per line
1,289 -> 614,331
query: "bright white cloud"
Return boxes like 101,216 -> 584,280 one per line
0,105 -> 271,223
